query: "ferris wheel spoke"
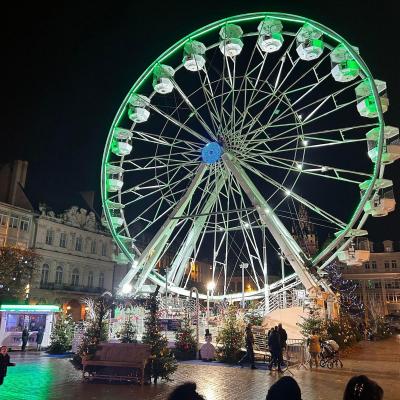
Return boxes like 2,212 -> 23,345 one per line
147,103 -> 209,144
240,159 -> 347,228
171,79 -> 218,141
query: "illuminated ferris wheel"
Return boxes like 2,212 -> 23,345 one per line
101,13 -> 399,301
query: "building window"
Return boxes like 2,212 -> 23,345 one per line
9,215 -> 18,229
45,230 -> 53,245
20,218 -> 29,232
0,213 -> 7,226
75,237 -> 82,251
101,243 -> 107,256
87,272 -> 94,288
71,268 -> 80,286
90,240 -> 97,254
384,261 -> 390,269
59,233 -> 67,248
40,264 -> 49,285
55,266 -> 63,284
392,260 -> 397,269
371,261 -> 377,270
364,262 -> 370,270
99,272 -> 104,288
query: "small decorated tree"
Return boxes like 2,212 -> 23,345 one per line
174,315 -> 196,360
116,317 -> 137,343
142,289 -> 177,382
297,301 -> 325,338
216,305 -> 244,363
47,313 -> 74,354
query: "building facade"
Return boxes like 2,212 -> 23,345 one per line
342,240 -> 400,317
0,160 -> 128,321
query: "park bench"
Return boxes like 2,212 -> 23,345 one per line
82,342 -> 152,385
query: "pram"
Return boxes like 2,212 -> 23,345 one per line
320,339 -> 343,368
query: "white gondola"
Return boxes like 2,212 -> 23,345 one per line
111,128 -> 132,157
153,64 -> 175,94
366,125 -> 399,141
257,17 -> 284,53
106,200 -> 125,209
127,94 -> 150,123
183,40 -> 206,71
364,188 -> 396,217
337,238 -> 370,266
334,228 -> 368,238
355,79 -> 389,118
367,135 -> 400,164
359,178 -> 393,191
106,164 -> 124,192
219,24 -> 244,57
330,44 -> 360,82
111,216 -> 124,228
296,23 -> 324,60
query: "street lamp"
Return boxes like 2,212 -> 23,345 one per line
206,281 -> 215,327
240,263 -> 249,308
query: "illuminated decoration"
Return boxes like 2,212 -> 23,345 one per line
355,79 -> 389,118
0,304 -> 59,312
101,12 -> 395,305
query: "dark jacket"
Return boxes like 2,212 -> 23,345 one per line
22,329 -> 29,342
278,327 -> 288,346
36,328 -> 44,344
268,330 -> 281,353
0,354 -> 14,377
245,328 -> 254,348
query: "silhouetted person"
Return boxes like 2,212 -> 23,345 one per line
0,346 -> 16,385
21,327 -> 29,351
36,326 -> 44,351
266,376 -> 302,400
238,323 -> 256,369
278,323 -> 287,350
343,375 -> 383,400
168,382 -> 205,400
268,326 -> 282,372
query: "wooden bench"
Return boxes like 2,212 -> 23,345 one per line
82,343 -> 152,385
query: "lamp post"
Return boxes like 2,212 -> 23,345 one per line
240,263 -> 249,308
206,281 -> 215,328
279,250 -> 287,308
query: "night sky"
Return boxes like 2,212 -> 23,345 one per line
2,1 -> 399,241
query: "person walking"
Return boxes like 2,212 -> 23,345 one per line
238,323 -> 257,369
21,327 -> 29,351
268,326 -> 282,372
0,346 -> 16,385
36,326 -> 44,351
307,330 -> 321,368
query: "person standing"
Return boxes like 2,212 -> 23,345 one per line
0,346 -> 16,385
268,326 -> 282,372
238,323 -> 257,369
21,327 -> 29,351
278,323 -> 287,350
36,326 -> 44,351
307,330 -> 321,368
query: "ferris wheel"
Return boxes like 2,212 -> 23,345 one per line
101,13 -> 399,301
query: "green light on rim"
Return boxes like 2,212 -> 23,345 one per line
0,305 -> 60,312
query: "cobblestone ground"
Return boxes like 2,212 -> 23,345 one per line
1,336 -> 399,400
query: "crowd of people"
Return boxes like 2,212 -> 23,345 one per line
167,375 -> 384,400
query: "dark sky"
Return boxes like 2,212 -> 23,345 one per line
2,1 -> 399,240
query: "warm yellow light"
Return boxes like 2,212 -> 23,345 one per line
207,281 -> 216,291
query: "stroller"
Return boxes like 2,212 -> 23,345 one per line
319,339 -> 343,368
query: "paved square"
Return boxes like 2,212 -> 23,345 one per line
1,337 -> 399,400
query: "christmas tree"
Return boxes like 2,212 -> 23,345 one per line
297,301 -> 325,338
142,289 -> 177,382
174,315 -> 196,360
116,317 -> 137,343
47,313 -> 74,354
216,305 -> 244,363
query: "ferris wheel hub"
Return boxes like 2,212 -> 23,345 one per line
201,142 -> 223,164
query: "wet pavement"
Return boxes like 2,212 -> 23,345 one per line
1,336 -> 399,400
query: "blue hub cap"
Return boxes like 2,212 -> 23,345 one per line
201,142 -> 222,164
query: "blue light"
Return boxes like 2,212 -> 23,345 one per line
201,142 -> 222,164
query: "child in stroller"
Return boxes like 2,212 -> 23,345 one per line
319,339 -> 343,368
